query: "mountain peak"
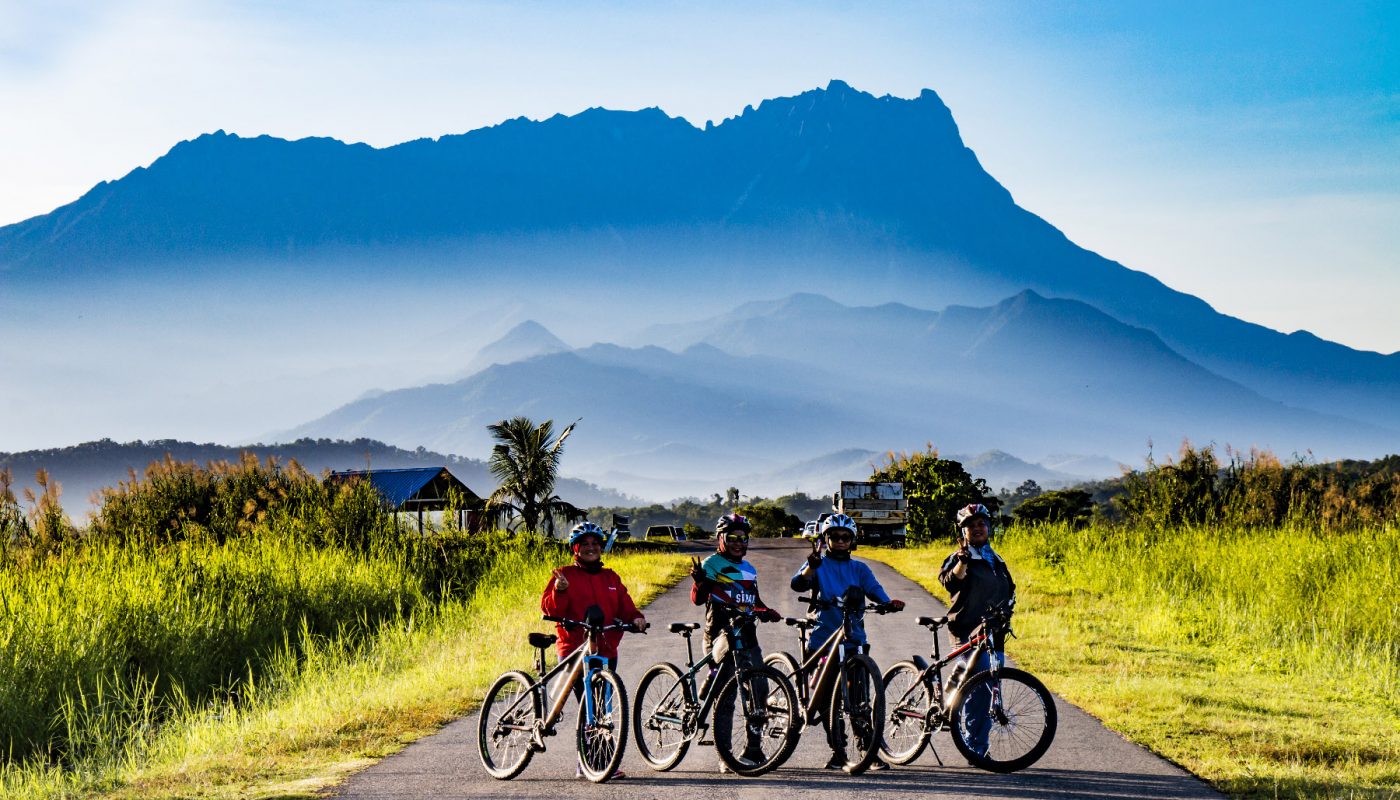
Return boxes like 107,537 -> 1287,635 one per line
465,320 -> 569,375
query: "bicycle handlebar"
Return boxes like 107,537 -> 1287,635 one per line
542,615 -> 645,634
796,595 -> 903,614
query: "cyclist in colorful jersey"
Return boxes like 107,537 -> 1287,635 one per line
689,513 -> 782,769
938,503 -> 1015,759
542,522 -> 650,779
790,513 -> 905,769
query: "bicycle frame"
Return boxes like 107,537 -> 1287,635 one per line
492,620 -> 623,749
784,592 -> 885,721
652,607 -> 768,741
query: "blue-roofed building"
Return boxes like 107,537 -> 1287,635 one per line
325,467 -> 484,533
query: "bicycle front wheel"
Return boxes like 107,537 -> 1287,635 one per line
713,665 -> 799,776
478,670 -> 541,779
826,654 -> 884,774
880,660 -> 933,765
577,667 -> 630,782
633,661 -> 694,771
948,667 -> 1057,773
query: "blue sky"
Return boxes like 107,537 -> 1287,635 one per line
2,0 -> 1397,352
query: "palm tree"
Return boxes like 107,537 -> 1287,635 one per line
485,417 -> 585,535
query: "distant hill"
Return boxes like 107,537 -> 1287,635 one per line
4,80 -> 1396,434
0,438 -> 633,516
463,320 -> 570,376
282,292 -> 1383,500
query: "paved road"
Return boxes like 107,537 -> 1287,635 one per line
335,539 -> 1221,799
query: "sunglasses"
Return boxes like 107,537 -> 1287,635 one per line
827,533 -> 853,542
725,535 -> 750,543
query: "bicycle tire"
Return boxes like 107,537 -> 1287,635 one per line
633,661 -> 694,771
762,652 -> 810,729
826,653 -> 884,774
576,667 -> 630,782
713,665 -> 800,776
880,660 -> 933,765
478,670 -> 541,780
947,667 -> 1057,773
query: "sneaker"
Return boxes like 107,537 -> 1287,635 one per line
575,763 -> 584,779
869,757 -> 890,771
612,770 -> 628,780
824,755 -> 845,770
718,761 -> 730,774
740,748 -> 766,765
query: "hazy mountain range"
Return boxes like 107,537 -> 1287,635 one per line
2,79 -> 1395,494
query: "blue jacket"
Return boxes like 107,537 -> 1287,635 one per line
790,555 -> 891,652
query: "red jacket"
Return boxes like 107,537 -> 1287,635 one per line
540,563 -> 643,661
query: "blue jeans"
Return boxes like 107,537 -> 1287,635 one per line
954,645 -> 995,756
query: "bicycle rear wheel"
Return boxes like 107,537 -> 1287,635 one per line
577,667 -> 629,782
713,665 -> 799,776
880,660 -> 933,765
947,667 -> 1057,773
478,670 -> 541,779
826,654 -> 884,774
633,661 -> 693,771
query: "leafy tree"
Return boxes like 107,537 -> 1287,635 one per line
1012,489 -> 1094,527
870,446 -> 998,543
485,417 -> 585,535
736,502 -> 802,538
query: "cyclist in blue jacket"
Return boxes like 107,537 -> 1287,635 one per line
791,513 -> 905,769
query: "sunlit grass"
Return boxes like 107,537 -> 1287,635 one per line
0,537 -> 684,800
866,524 -> 1400,799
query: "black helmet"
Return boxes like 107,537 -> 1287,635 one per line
715,513 -> 752,545
955,503 -> 993,529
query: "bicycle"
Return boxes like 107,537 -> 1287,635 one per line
632,603 -> 800,776
478,610 -> 641,783
879,601 -> 1056,773
764,586 -> 897,774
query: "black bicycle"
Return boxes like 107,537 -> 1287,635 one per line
765,586 -> 897,774
478,610 -> 640,783
880,602 -> 1056,773
633,603 -> 800,776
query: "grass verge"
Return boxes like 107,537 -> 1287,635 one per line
1,545 -> 684,800
865,525 -> 1400,800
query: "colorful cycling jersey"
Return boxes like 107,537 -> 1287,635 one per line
699,553 -> 760,607
691,552 -> 765,653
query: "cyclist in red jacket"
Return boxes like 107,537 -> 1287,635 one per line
541,521 -> 649,779
541,522 -> 649,664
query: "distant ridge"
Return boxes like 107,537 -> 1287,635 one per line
3,79 -> 1396,434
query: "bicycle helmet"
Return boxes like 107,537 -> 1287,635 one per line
568,521 -> 607,548
715,513 -> 752,546
820,513 -> 858,552
955,503 -> 993,529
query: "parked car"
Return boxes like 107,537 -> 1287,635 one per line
644,524 -> 687,542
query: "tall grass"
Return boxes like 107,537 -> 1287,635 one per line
0,540 -> 681,800
869,523 -> 1400,797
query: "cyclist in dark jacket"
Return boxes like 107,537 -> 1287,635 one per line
689,513 -> 781,770
938,503 -> 1015,758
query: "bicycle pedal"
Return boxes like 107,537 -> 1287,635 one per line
700,738 -> 714,745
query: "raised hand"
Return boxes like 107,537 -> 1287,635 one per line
689,556 -> 706,582
552,567 -> 569,592
806,538 -> 822,570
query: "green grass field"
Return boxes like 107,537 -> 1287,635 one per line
0,533 -> 684,800
866,524 -> 1400,799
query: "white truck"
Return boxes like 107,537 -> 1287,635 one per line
832,481 -> 907,546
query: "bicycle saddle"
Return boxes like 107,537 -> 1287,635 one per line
668,622 -> 700,634
528,632 -> 557,649
784,617 -> 814,629
917,615 -> 948,629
